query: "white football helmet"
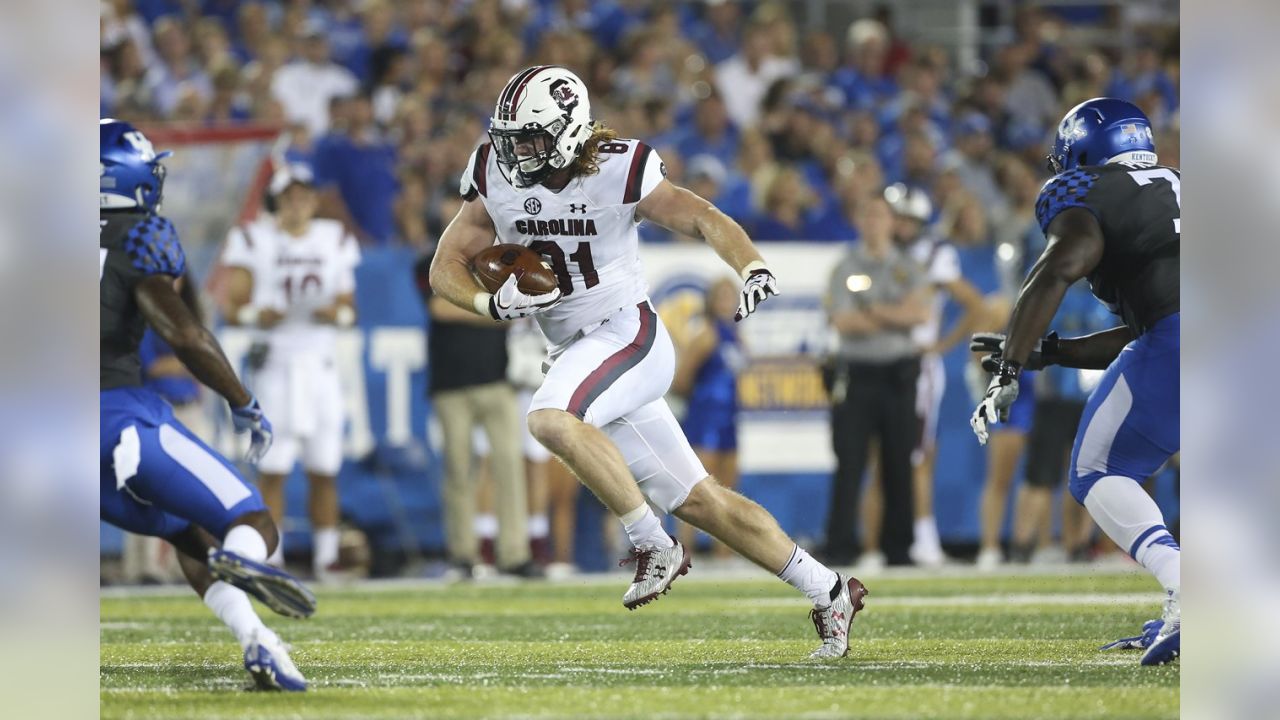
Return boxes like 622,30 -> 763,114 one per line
489,65 -> 593,189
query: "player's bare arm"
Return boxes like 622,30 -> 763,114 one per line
1001,207 -> 1104,365
429,198 -> 501,318
636,180 -> 764,274
222,265 -> 284,328
135,273 -> 252,407
933,277 -> 985,354
637,180 -> 778,320
1052,325 -> 1137,369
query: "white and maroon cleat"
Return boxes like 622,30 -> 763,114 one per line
809,575 -> 869,659
620,537 -> 691,610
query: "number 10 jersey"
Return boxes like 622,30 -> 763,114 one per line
461,138 -> 667,346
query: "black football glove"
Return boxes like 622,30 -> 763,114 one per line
970,331 -> 1060,373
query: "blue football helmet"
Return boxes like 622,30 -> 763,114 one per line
100,118 -> 172,211
1046,98 -> 1157,174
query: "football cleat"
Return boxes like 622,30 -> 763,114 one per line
620,537 -> 690,610
1141,590 -> 1180,666
1100,619 -> 1164,651
208,548 -> 317,619
244,629 -> 307,692
809,575 -> 869,659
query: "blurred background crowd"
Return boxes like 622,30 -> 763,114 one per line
99,0 -> 1180,582
100,0 -> 1179,248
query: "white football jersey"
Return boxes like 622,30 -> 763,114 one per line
462,138 -> 666,346
907,236 -> 962,348
221,217 -> 361,359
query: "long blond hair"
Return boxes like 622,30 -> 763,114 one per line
567,122 -> 619,178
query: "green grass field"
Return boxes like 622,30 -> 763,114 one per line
101,567 -> 1178,719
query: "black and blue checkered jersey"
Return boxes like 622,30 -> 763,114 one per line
1035,162 -> 1180,335
100,209 -> 187,390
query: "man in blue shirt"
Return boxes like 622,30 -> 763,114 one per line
312,92 -> 400,244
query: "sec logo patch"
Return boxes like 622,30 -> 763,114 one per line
524,198 -> 542,215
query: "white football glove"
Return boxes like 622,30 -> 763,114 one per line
970,365 -> 1020,446
734,264 -> 779,322
483,271 -> 563,321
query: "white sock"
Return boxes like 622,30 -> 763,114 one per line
777,545 -> 841,608
204,580 -> 268,650
619,504 -> 673,550
528,514 -> 549,539
913,516 -> 940,548
223,524 -> 269,563
1083,475 -> 1180,592
313,527 -> 340,571
475,514 -> 498,539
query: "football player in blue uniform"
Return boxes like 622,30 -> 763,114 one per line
969,98 -> 1180,665
100,119 -> 315,690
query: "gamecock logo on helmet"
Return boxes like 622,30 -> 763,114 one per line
549,79 -> 579,114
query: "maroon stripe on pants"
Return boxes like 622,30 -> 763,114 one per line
566,303 -> 657,419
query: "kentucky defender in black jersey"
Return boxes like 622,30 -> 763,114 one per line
100,119 -> 313,690
968,99 -> 1181,666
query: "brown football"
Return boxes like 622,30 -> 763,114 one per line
472,243 -> 559,295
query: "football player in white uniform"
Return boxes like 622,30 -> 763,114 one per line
221,165 -> 361,581
430,65 -> 867,658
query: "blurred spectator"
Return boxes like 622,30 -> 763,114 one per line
674,277 -> 745,559
822,197 -> 930,567
413,253 -> 535,579
676,93 -> 739,168
271,21 -> 358,136
312,92 -> 400,244
995,43 -> 1058,135
941,112 -> 1008,226
204,62 -> 251,124
714,18 -> 799,129
830,19 -> 897,111
750,166 -> 826,241
685,0 -> 744,65
146,16 -> 214,117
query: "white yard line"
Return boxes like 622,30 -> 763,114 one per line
740,592 -> 1159,608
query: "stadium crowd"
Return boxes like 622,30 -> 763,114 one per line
101,0 -> 1179,247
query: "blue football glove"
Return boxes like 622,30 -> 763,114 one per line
1099,619 -> 1165,651
230,396 -> 273,465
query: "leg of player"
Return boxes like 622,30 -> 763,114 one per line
169,525 -> 306,691
673,477 -> 868,659
527,409 -> 663,545
307,472 -> 341,582
119,419 -> 317,619
258,472 -> 288,566
1070,322 -> 1180,665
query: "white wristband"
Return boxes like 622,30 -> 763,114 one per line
334,305 -> 356,327
473,292 -> 493,317
740,260 -> 769,281
236,305 -> 261,326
